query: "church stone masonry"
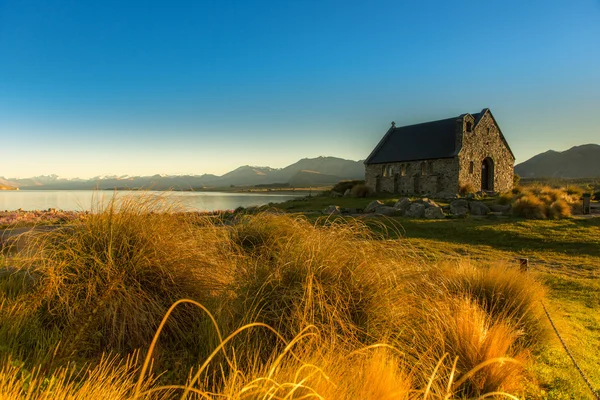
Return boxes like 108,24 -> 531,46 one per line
364,108 -> 515,196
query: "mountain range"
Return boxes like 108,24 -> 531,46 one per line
515,144 -> 600,178
0,156 -> 365,190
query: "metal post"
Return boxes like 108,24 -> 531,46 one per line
519,258 -> 529,272
583,193 -> 591,215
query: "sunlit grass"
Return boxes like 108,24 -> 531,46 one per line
1,192 -> 594,398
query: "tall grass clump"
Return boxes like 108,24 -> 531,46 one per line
512,194 -> 547,219
436,262 -> 547,347
13,193 -> 233,356
227,214 -> 407,351
511,187 -> 572,219
564,185 -> 584,197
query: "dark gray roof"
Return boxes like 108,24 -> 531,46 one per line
365,112 -> 481,164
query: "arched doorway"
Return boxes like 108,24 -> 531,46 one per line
481,158 -> 494,191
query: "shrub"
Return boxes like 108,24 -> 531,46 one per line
331,180 -> 365,195
540,187 -> 563,203
547,199 -> 572,219
497,192 -> 513,205
528,185 -> 551,196
594,191 -> 600,201
351,183 -> 371,198
512,194 -> 546,219
511,185 -> 524,195
459,183 -> 477,196
513,173 -> 520,187
565,185 -> 584,197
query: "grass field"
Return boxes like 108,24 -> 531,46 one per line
0,192 -> 599,398
377,216 -> 600,399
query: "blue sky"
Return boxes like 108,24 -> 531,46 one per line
1,0 -> 599,178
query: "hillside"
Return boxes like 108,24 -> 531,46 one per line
515,144 -> 600,178
4,156 -> 365,190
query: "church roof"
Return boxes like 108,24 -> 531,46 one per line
365,112 -> 483,164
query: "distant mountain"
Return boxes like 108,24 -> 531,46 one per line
515,144 -> 600,178
3,156 -> 365,190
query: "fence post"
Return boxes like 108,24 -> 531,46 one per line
519,258 -> 529,272
583,193 -> 591,214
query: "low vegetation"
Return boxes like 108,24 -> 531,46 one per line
506,185 -> 580,219
0,193 -> 564,399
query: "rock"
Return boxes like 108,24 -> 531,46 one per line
330,191 -> 343,198
450,199 -> 469,216
323,205 -> 341,215
374,206 -> 399,216
489,204 -> 511,213
365,200 -> 384,213
343,189 -> 352,197
393,197 -> 411,212
424,206 -> 445,219
469,201 -> 490,216
405,203 -> 426,218
412,197 -> 439,208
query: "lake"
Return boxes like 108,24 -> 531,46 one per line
0,190 -> 305,212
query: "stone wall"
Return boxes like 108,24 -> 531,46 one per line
365,158 -> 459,195
457,111 -> 515,193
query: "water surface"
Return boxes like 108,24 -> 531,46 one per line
0,190 -> 304,212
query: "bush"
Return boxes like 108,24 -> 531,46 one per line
565,185 -> 584,197
594,191 -> 600,201
351,183 -> 371,198
331,180 -> 365,195
512,194 -> 546,219
547,199 -> 572,219
497,192 -> 513,205
459,183 -> 477,196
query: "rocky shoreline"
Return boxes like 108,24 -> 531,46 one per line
0,209 -> 86,228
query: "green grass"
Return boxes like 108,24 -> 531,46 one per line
377,216 -> 600,399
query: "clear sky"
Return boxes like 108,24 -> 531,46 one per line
1,0 -> 599,179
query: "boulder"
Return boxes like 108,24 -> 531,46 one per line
450,199 -> 469,216
365,200 -> 384,213
394,197 -> 412,212
469,201 -> 490,216
330,191 -> 343,198
374,206 -> 399,216
405,203 -> 426,218
323,205 -> 341,215
424,206 -> 445,219
343,189 -> 352,197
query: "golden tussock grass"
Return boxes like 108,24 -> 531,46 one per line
0,193 -> 548,399
510,186 -> 573,219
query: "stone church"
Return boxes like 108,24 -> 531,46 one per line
364,108 -> 514,196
